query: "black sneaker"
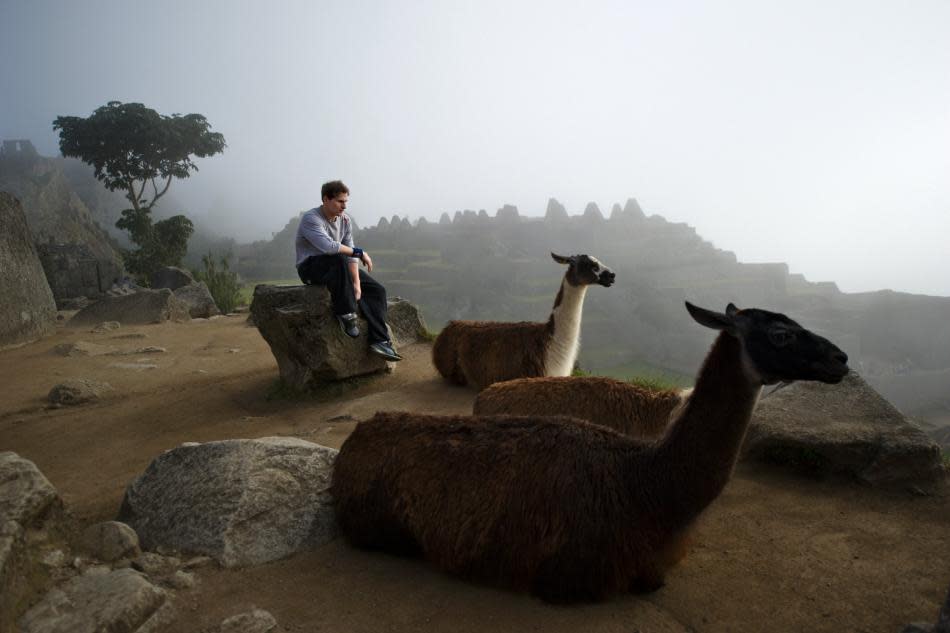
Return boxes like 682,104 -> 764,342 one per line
369,341 -> 402,362
337,313 -> 360,338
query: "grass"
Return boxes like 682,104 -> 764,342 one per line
572,365 -> 686,392
418,328 -> 439,343
595,360 -> 694,390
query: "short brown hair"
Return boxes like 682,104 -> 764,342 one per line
321,180 -> 350,200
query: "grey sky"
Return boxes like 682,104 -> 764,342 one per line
2,0 -> 948,296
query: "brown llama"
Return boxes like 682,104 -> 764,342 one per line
332,301 -> 849,602
474,375 -> 686,440
431,253 -> 615,390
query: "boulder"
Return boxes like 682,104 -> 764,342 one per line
90,321 -> 121,333
386,297 -> 430,346
79,521 -> 141,562
68,289 -> 190,327
744,371 -> 945,487
149,266 -> 195,291
0,452 -> 66,632
52,341 -> 116,356
48,379 -> 113,406
219,608 -> 278,633
0,192 -> 57,348
18,567 -> 167,633
250,284 -> 391,389
173,281 -> 220,318
118,437 -> 339,568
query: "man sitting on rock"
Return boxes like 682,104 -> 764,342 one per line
295,180 -> 401,362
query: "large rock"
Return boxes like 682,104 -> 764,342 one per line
744,371 -> 945,487
250,284 -> 393,389
173,281 -> 220,318
68,289 -> 190,327
386,297 -> 430,347
118,437 -> 339,568
48,379 -> 114,406
149,266 -> 195,291
18,567 -> 167,633
0,452 -> 66,632
0,192 -> 57,348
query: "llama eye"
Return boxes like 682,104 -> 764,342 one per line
768,329 -> 795,347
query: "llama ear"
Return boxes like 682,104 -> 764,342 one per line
725,303 -> 739,317
551,253 -> 571,265
685,301 -> 736,332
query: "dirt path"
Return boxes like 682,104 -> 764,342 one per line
2,317 -> 948,632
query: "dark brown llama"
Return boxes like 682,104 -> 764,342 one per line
332,301 -> 849,602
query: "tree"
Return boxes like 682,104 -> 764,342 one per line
53,101 -> 226,279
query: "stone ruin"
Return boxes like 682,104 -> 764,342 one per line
0,139 -> 40,166
34,239 -> 124,307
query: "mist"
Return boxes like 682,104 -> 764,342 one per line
2,0 -> 948,296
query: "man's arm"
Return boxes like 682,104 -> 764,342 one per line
348,259 -> 361,302
338,215 -> 373,272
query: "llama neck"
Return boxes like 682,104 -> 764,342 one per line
543,279 -> 588,377
646,333 -> 762,532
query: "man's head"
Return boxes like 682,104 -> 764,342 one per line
321,180 -> 350,219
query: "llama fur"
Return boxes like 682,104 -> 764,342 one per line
431,253 -> 614,391
473,376 -> 688,441
333,303 -> 849,602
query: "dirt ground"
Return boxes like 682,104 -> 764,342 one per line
1,315 -> 949,633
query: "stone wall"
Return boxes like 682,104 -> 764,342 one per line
0,192 -> 57,348
35,240 -> 123,304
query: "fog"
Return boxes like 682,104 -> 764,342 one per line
2,0 -> 948,296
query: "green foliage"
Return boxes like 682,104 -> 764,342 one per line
627,375 -> 681,392
194,253 -> 242,314
118,212 -> 194,279
53,101 -> 225,279
597,360 -> 694,389
53,101 -> 226,197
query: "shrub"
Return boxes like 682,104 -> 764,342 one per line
194,252 -> 241,314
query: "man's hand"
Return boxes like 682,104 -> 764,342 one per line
361,251 -> 373,272
354,284 -> 362,302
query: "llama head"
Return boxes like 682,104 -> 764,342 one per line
551,253 -> 616,288
684,301 -> 849,386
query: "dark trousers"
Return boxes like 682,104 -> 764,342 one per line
297,254 -> 389,344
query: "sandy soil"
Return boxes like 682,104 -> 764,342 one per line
1,316 -> 948,632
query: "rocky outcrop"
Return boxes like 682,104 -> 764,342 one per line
35,241 -> 124,306
745,372 -> 945,487
218,608 -> 278,633
48,379 -> 114,406
18,567 -> 168,633
68,289 -> 190,327
384,297 -> 429,347
79,521 -> 141,562
250,285 -> 393,389
118,437 -> 339,568
0,192 -> 57,348
0,154 -> 123,265
0,452 -> 67,632
150,266 -> 195,291
173,281 -> 220,318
